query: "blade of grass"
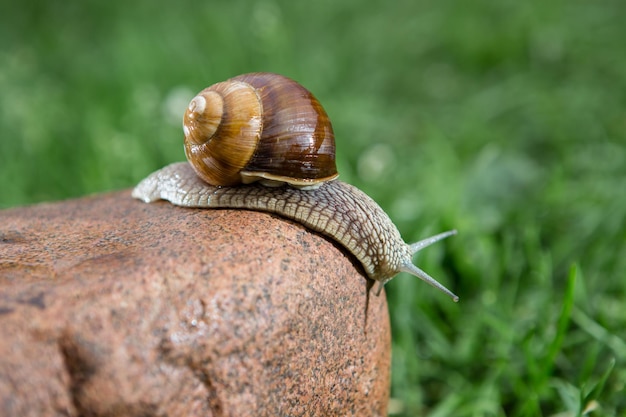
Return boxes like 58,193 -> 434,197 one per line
541,264 -> 577,379
580,357 -> 615,415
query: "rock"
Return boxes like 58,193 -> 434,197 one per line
0,190 -> 391,416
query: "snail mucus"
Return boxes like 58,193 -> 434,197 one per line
132,72 -> 458,301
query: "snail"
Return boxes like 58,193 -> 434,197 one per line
132,72 -> 459,301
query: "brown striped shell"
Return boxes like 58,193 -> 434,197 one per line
183,73 -> 338,188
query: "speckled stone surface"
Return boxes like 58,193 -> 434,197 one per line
0,190 -> 391,417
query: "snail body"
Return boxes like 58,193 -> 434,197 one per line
132,163 -> 457,300
133,73 -> 458,301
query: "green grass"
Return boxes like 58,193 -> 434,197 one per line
1,0 -> 625,415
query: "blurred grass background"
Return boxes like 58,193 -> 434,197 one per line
1,0 -> 625,415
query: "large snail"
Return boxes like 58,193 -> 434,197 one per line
132,72 -> 458,301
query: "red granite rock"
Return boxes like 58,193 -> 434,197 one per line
0,190 -> 391,417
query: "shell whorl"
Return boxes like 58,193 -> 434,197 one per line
183,73 -> 338,188
183,80 -> 262,186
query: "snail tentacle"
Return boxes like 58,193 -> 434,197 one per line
409,230 -> 457,254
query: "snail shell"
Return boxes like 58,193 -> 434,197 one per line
183,72 -> 338,188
